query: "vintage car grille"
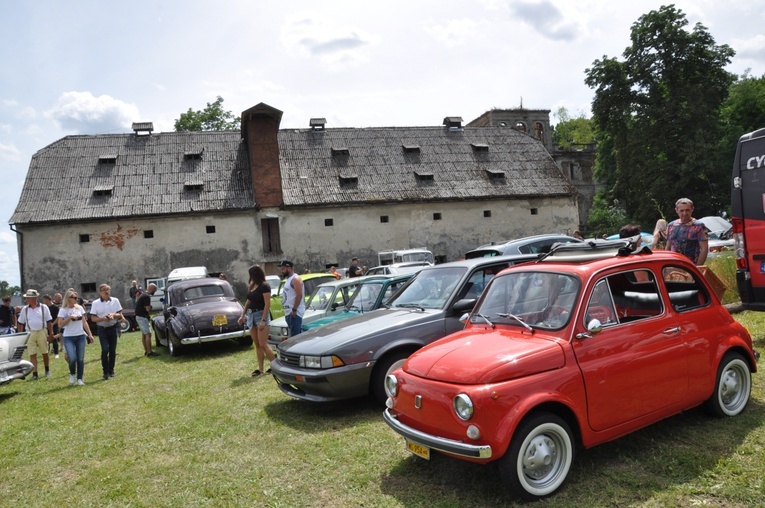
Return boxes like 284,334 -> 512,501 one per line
279,351 -> 301,367
11,345 -> 26,361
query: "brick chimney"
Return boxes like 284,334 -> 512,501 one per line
241,103 -> 283,208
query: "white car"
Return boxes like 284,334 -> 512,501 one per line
700,216 -> 733,257
267,276 -> 368,345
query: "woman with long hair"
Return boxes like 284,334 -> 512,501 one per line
238,265 -> 275,376
57,288 -> 94,385
653,218 -> 668,250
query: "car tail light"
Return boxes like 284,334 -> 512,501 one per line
732,218 -> 747,270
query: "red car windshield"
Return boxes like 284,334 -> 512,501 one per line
475,271 -> 580,329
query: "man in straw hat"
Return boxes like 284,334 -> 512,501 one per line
17,289 -> 54,380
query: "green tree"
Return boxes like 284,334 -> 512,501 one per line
174,96 -> 240,132
585,5 -> 735,226
551,107 -> 595,149
0,281 -> 20,297
719,71 -> 765,164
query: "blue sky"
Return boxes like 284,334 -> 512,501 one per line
1,0 -> 764,287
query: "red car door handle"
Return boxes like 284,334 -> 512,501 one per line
663,326 -> 681,334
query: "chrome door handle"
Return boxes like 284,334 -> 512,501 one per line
663,326 -> 681,334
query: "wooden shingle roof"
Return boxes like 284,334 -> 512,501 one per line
11,131 -> 253,225
11,123 -> 575,225
277,126 -> 574,207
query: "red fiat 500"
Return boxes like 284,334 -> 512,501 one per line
384,240 -> 759,500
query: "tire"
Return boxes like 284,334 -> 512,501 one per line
705,352 -> 752,417
371,351 -> 412,405
167,331 -> 182,357
119,319 -> 131,333
153,325 -> 162,347
499,412 -> 574,501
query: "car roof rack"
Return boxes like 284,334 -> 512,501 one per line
538,236 -> 649,263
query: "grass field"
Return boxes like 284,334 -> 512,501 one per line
2,255 -> 762,507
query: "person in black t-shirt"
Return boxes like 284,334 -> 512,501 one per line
0,296 -> 15,333
136,284 -> 159,357
238,265 -> 275,376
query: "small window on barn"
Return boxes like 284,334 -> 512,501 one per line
415,171 -> 434,182
486,169 -> 505,179
261,218 -> 281,254
433,212 -> 442,221
144,230 -> 154,239
484,210 -> 492,218
530,208 -> 539,215
339,175 -> 358,186
471,143 -> 489,152
380,215 -> 389,223
98,154 -> 117,164
184,149 -> 204,160
81,282 -> 97,293
206,225 -> 216,234
515,122 -> 527,133
402,145 -> 420,154
324,218 -> 334,227
184,181 -> 204,191
331,147 -> 350,156
79,234 -> 90,243
93,185 -> 113,197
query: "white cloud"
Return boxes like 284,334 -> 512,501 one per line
0,231 -> 16,244
2,99 -> 18,108
425,19 -> 480,48
733,34 -> 765,61
46,91 -> 140,134
281,14 -> 374,66
510,0 -> 578,41
0,142 -> 21,161
17,106 -> 36,121
0,124 -> 11,134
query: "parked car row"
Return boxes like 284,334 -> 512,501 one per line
114,233 -> 757,500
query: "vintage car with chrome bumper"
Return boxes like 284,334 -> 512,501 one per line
384,240 -> 759,501
0,332 -> 34,385
152,278 -> 250,356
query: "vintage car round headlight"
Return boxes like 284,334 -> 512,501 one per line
385,374 -> 398,397
453,393 -> 474,421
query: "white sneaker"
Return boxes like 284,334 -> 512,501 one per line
69,375 -> 75,384
77,379 -> 85,386
55,354 -> 59,359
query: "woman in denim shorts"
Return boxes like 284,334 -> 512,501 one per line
238,265 -> 275,376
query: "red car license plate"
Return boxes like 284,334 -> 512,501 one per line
406,439 -> 430,460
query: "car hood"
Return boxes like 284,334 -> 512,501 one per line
278,306 -> 441,355
404,327 -> 566,384
303,309 -> 359,330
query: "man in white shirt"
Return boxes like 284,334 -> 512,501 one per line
89,284 -> 123,380
17,289 -> 54,380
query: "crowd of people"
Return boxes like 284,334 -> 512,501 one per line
3,282 -> 155,386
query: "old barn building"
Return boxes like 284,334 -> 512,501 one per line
10,102 -> 578,303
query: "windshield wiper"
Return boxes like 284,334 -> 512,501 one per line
395,303 -> 425,311
496,312 -> 533,331
474,313 -> 494,328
